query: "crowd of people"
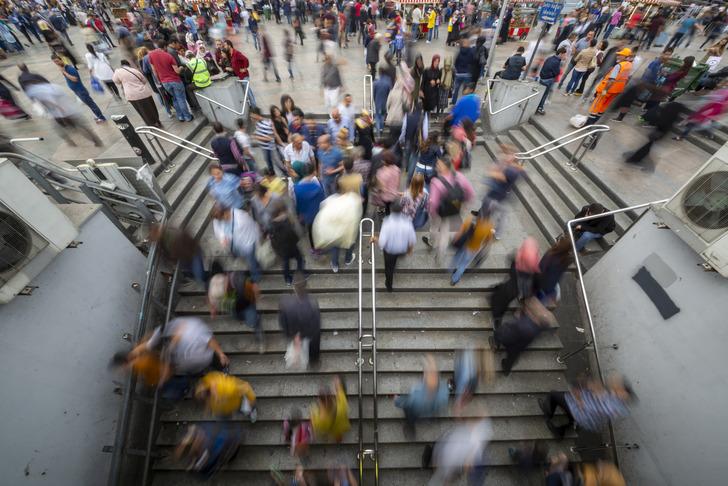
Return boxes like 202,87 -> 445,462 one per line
5,0 -> 724,484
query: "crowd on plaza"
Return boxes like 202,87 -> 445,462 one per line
3,0 -> 726,483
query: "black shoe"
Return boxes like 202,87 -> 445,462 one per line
422,236 -> 433,249
537,398 -> 551,417
546,420 -> 566,439
501,358 -> 511,376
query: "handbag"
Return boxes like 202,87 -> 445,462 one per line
255,238 -> 276,269
90,76 -> 104,93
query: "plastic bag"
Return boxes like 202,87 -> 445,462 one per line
284,335 -> 309,370
90,76 -> 104,94
255,238 -> 276,269
312,192 -> 363,250
569,114 -> 587,128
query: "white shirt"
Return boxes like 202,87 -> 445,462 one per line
337,102 -> 357,124
234,130 -> 251,152
378,213 -> 416,255
213,208 -> 260,255
283,141 -> 315,164
85,52 -> 115,81
412,7 -> 422,24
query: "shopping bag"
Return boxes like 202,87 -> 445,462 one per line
569,114 -> 587,128
284,335 -> 310,370
312,192 -> 363,250
653,31 -> 668,48
255,238 -> 277,269
90,76 -> 104,94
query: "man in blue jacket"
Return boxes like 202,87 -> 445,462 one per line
452,38 -> 476,105
536,47 -> 566,115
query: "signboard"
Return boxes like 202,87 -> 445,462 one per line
538,1 -> 563,24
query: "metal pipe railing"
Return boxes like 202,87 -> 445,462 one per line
135,125 -> 218,161
141,262 -> 182,486
512,125 -> 611,160
560,198 -> 669,467
357,217 -> 379,485
485,78 -> 541,115
363,75 -> 373,114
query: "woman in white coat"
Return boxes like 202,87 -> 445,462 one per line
85,43 -> 121,99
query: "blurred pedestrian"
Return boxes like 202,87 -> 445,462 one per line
269,204 -> 306,285
570,203 -> 616,251
294,164 -> 326,255
174,424 -> 242,479
429,418 -> 492,486
310,376 -> 350,442
51,54 -> 107,123
279,272 -> 321,364
535,238 -> 573,307
450,205 -> 494,286
394,354 -> 449,437
85,43 -> 121,100
207,164 -> 244,209
195,370 -> 258,420
373,200 -> 416,292
211,204 -> 262,281
261,26 -> 282,83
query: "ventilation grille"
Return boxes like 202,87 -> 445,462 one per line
682,171 -> 728,239
0,209 -> 48,287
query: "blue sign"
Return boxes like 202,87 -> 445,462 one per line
539,1 -> 563,24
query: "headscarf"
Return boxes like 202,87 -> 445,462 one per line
430,54 -> 441,69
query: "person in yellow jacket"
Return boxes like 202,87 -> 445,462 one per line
195,371 -> 257,420
586,48 -> 632,125
185,50 -> 212,89
310,375 -> 350,442
426,8 -> 437,43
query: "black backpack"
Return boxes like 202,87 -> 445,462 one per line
436,176 -> 465,217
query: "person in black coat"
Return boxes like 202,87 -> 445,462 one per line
422,55 -> 442,113
535,238 -> 573,306
571,203 -> 616,251
278,273 -> 321,363
491,297 -> 555,375
268,203 -> 306,285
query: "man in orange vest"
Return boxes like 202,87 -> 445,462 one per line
586,48 -> 633,125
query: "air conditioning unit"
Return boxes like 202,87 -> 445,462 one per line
0,159 -> 78,303
655,143 -> 728,276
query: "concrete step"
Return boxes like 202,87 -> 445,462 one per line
156,126 -> 215,193
162,393 -> 566,422
151,466 -> 552,486
179,271 -> 510,295
176,291 -> 503,314
185,195 -> 215,241
519,123 -> 635,236
203,309 -> 535,333
233,371 -> 568,398
167,166 -> 212,230
217,329 -> 563,353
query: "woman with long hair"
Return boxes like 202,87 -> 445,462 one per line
422,55 -> 441,113
280,94 -> 296,124
270,104 -> 290,149
112,59 -> 161,127
85,43 -> 121,99
410,54 -> 425,105
415,131 -> 442,183
400,172 -> 429,230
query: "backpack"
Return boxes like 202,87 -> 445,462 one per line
412,193 -> 429,229
436,176 -> 465,217
229,138 -> 250,171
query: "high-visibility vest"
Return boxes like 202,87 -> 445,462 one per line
188,58 -> 212,89
597,61 -> 632,95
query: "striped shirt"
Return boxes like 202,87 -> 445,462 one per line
254,119 -> 275,151
565,389 -> 630,432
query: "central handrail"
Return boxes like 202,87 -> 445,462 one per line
194,79 -> 251,117
357,217 -> 379,486
564,199 -> 669,468
485,78 -> 541,115
513,125 -> 611,160
363,75 -> 373,114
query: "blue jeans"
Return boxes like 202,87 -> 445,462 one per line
537,78 -> 555,111
603,24 -> 615,39
451,247 -> 476,284
236,244 -> 261,283
575,231 -> 603,251
375,109 -> 386,134
331,245 -> 354,266
235,302 -> 263,341
282,249 -> 305,284
182,251 -> 207,285
72,87 -> 105,120
451,73 -> 472,105
566,70 -> 585,94
428,28 -> 433,41
162,81 -> 192,121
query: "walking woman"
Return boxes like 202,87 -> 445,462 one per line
422,54 -> 441,114
438,56 -> 453,113
113,60 -> 162,128
85,43 -> 121,100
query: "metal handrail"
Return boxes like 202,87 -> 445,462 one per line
562,199 -> 670,467
485,78 -> 541,115
194,79 -> 251,117
141,262 -> 182,486
135,125 -> 218,161
513,125 -> 611,160
357,217 -> 379,485
363,75 -> 373,114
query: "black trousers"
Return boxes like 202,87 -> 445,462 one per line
368,62 -> 377,79
383,251 -> 401,291
544,391 -> 575,433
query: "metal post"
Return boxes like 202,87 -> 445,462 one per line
112,115 -> 157,167
485,0 -> 510,77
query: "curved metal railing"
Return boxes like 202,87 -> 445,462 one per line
363,75 -> 374,115
194,79 -> 251,118
135,125 -> 218,173
357,217 -> 379,485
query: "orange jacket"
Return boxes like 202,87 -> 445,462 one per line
596,61 -> 632,95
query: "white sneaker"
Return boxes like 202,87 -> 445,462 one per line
345,253 -> 356,266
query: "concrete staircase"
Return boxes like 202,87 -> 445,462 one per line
138,115 -> 598,485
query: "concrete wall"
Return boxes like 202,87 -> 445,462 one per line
584,211 -> 728,486
0,209 -> 147,486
